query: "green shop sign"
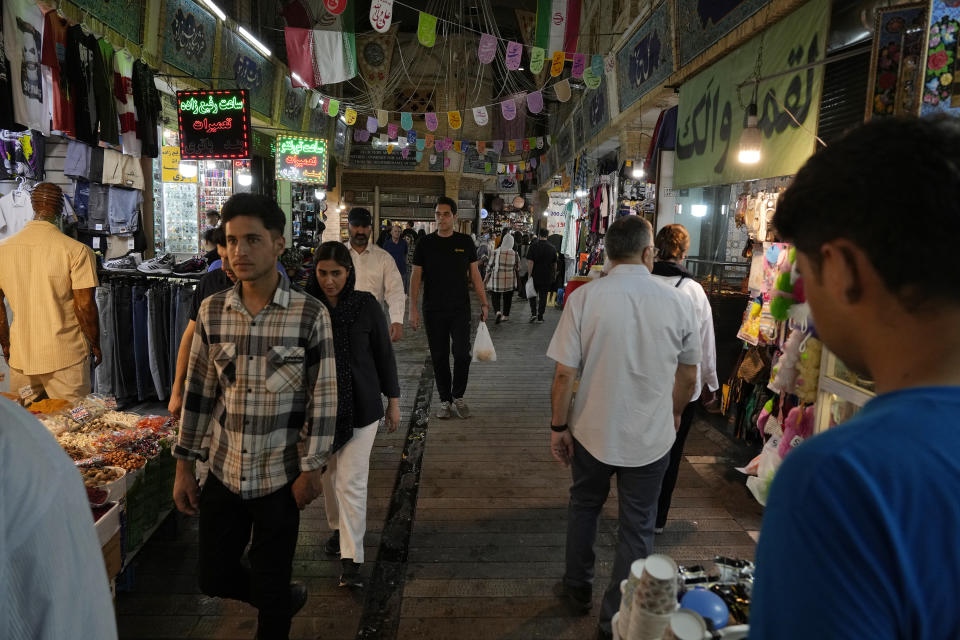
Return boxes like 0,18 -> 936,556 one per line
674,0 -> 830,188
276,136 -> 328,184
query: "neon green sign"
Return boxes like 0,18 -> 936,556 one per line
178,95 -> 246,116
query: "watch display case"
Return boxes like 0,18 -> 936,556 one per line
814,348 -> 876,434
162,182 -> 199,255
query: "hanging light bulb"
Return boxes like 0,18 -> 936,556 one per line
237,172 -> 253,186
575,188 -> 587,198
738,102 -> 762,165
179,160 -> 197,178
632,163 -> 645,179
314,189 -> 326,200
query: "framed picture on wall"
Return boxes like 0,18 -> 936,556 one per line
865,3 -> 928,121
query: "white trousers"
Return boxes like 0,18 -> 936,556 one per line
322,420 -> 379,563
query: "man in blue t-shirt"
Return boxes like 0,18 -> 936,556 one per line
751,117 -> 960,638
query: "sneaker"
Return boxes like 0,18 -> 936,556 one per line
172,257 -> 207,274
289,582 -> 308,616
137,253 -> 174,274
453,398 -> 470,419
529,315 -> 537,323
536,317 -> 545,323
437,401 -> 453,419
495,312 -> 503,325
654,527 -> 664,535
339,559 -> 363,588
553,580 -> 591,615
501,316 -> 510,322
103,255 -> 139,271
324,530 -> 340,556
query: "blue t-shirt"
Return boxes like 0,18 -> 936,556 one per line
751,387 -> 960,639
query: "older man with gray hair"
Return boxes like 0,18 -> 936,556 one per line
546,215 -> 700,640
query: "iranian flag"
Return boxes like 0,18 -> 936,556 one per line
535,0 -> 581,56
285,2 -> 357,87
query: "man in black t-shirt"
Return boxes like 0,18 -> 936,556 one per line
167,227 -> 236,416
527,228 -> 558,323
410,196 -> 489,419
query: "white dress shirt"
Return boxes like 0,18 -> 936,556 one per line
547,264 -> 701,467
346,241 -> 406,325
651,272 -> 719,402
1,401 -> 118,640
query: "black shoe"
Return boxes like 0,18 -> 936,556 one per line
339,558 -> 363,588
324,530 -> 340,556
529,315 -> 537,323
595,625 -> 613,640
536,316 -> 545,323
553,579 -> 591,615
289,581 -> 308,617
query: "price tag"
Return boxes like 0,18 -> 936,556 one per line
95,224 -> 103,231
70,406 -> 91,423
104,396 -> 118,409
127,238 -> 135,250
19,384 -> 34,399
92,237 -> 101,249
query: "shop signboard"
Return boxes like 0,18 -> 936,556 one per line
72,0 -> 142,43
546,192 -> 571,235
677,0 -> 772,66
219,30 -> 275,117
617,1 -> 674,112
674,0 -> 829,188
163,0 -> 215,79
276,136 -> 328,184
161,145 -> 197,183
866,3 -> 927,120
348,145 -> 418,171
463,147 -> 500,175
281,76 -> 307,131
922,1 -> 959,116
584,74 -> 609,141
177,90 -> 252,159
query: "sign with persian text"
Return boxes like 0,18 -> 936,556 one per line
177,90 -> 251,159
276,136 -> 328,184
675,0 -> 828,188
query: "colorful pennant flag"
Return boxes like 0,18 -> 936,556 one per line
506,41 -> 523,70
402,147 -> 410,158
416,151 -> 423,161
369,0 -> 394,33
583,66 -> 601,89
522,139 -> 531,152
407,130 -> 417,144
401,111 -> 413,130
493,140 -> 504,152
478,140 -> 486,153
572,53 -> 586,78
478,33 -> 497,64
425,112 -> 439,131
344,107 -> 357,125
424,133 -> 435,148
501,99 -> 517,121
366,115 -> 378,132
550,51 -> 565,77
508,140 -> 517,153
604,53 -> 616,73
416,137 -> 426,151
537,136 -> 544,148
443,137 -> 453,151
497,163 -> 505,173
554,79 -> 571,102
485,162 -> 492,172
380,133 -> 388,143
591,54 -> 604,76
530,47 -> 545,73
448,111 -> 462,129
387,144 -> 394,154
527,90 -> 544,114
325,0 -> 348,15
418,12 -> 438,47
454,141 -> 462,152
358,129 -> 370,142
472,106 -> 489,126
388,123 -> 398,138
377,109 -> 388,127
327,98 -> 339,116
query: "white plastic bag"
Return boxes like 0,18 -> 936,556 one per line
471,322 -> 497,362
525,277 -> 536,299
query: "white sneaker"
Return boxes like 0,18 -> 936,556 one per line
437,401 -> 452,419
137,253 -> 174,274
103,255 -> 139,271
453,398 -> 470,419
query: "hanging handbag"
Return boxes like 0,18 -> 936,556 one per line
737,346 -> 772,385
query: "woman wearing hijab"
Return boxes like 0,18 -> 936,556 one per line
305,242 -> 401,588
650,224 -> 719,534
485,232 -> 519,324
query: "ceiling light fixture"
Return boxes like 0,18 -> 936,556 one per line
692,204 -> 708,218
178,160 -> 197,178
315,189 -> 326,200
199,0 -> 226,20
738,102 -> 761,164
291,72 -> 307,87
237,172 -> 253,186
632,163 -> 644,179
238,26 -> 271,57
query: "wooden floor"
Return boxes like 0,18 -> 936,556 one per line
116,298 -> 762,640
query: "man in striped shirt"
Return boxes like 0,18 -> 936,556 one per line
172,194 -> 337,640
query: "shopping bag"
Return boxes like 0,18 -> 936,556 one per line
525,278 -> 536,298
471,322 -> 497,362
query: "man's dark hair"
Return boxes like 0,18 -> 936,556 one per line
774,116 -> 960,308
436,196 -> 458,214
221,193 -> 286,236
210,226 -> 226,247
406,221 -> 414,228
605,215 -> 652,261
206,209 -> 220,220
538,228 -> 549,238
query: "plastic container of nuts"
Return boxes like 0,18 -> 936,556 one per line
80,465 -> 127,502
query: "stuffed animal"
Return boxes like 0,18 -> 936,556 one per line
778,405 -> 815,458
770,246 -> 803,321
794,336 -> 823,404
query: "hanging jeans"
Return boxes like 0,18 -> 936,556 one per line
113,284 -> 137,401
145,288 -> 166,401
94,286 -> 115,396
132,285 -> 152,401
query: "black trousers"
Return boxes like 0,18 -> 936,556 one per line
424,307 -> 471,402
529,284 -> 550,319
198,473 -> 301,640
491,291 -> 513,317
655,400 -> 698,528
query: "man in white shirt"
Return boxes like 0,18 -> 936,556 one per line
546,215 -> 700,640
344,208 -> 405,342
1,400 -> 118,640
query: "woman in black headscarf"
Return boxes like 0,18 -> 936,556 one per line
305,242 -> 401,590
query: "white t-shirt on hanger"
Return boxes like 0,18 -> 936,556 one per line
3,0 -> 49,135
0,189 -> 35,242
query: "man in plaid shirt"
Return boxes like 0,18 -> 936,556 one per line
172,194 -> 337,640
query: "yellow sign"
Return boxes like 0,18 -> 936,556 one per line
161,146 -> 196,183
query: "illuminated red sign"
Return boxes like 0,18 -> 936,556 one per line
177,89 -> 251,159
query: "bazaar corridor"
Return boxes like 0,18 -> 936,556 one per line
116,307 -> 761,640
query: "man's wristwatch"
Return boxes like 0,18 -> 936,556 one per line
550,424 -> 568,433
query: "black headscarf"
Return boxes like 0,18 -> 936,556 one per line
652,260 -> 692,286
305,266 -> 374,453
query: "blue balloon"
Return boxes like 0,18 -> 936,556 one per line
681,589 -> 728,629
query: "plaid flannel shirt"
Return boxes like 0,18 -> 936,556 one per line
172,276 -> 337,499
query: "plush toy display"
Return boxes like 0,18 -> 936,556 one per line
769,245 -> 804,321
778,405 -> 816,458
794,336 -> 823,404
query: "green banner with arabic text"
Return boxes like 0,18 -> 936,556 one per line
674,0 -> 829,188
